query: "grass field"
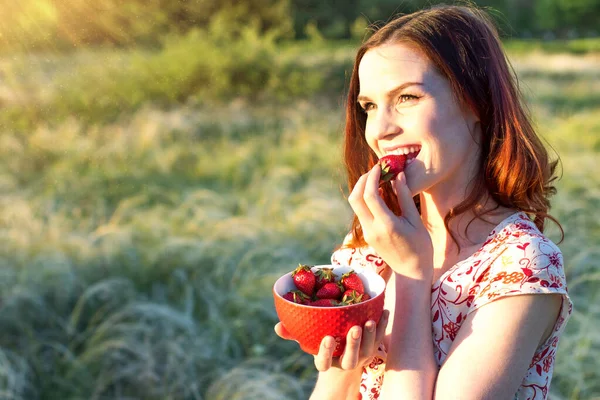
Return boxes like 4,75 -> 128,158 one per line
0,38 -> 599,399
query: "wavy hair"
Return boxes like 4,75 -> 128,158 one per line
343,4 -> 562,249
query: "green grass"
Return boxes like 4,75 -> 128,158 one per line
0,39 -> 599,399
503,38 -> 600,55
0,30 -> 344,132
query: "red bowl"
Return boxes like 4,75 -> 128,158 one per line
273,264 -> 386,357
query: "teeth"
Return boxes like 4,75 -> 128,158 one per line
388,146 -> 420,156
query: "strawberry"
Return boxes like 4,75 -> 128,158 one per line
341,270 -> 365,294
316,281 -> 344,300
309,299 -> 339,307
341,289 -> 364,305
378,154 -> 407,184
292,264 -> 316,296
361,293 -> 371,302
314,267 -> 337,290
282,290 -> 310,304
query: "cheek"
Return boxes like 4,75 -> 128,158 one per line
364,122 -> 379,154
427,105 -> 472,145
417,110 -> 472,166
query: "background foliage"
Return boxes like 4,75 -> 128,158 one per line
0,0 -> 599,399
1,0 -> 599,53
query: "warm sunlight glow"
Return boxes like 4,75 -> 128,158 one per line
0,0 -> 58,52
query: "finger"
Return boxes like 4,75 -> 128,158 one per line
359,319 -> 377,359
391,172 -> 420,225
348,173 -> 374,224
363,165 -> 396,222
314,336 -> 335,372
274,323 -> 295,341
340,326 -> 362,370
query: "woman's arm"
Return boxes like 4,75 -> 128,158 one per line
348,167 -> 438,398
433,293 -> 562,399
310,368 -> 363,400
308,313 -> 389,399
379,273 -> 438,399
380,289 -> 561,399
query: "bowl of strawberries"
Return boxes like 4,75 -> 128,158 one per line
273,264 -> 386,357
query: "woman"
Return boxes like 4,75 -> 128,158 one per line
276,4 -> 572,399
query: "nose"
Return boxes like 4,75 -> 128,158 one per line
367,107 -> 402,142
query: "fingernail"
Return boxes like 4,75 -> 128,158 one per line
352,328 -> 361,340
324,337 -> 333,349
366,321 -> 375,332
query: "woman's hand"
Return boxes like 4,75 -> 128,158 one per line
348,166 -> 433,279
274,310 -> 389,371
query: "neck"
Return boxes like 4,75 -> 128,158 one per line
419,191 -> 514,255
418,142 -> 489,252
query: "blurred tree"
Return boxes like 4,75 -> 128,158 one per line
468,0 -> 536,37
504,0 -> 536,36
2,0 -> 599,52
161,0 -> 293,37
535,0 -> 600,35
291,0 -> 360,38
48,0 -> 165,46
291,0 -> 600,39
356,0 -> 409,25
46,0 -> 292,47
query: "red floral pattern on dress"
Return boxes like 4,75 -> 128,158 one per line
331,212 -> 573,399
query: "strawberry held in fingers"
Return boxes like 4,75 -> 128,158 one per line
378,154 -> 407,184
292,264 -> 316,296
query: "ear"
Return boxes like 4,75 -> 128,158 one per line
471,119 -> 482,144
462,104 -> 482,145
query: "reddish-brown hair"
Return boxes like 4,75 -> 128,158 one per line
344,4 -> 562,248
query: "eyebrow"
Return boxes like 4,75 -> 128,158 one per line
357,82 -> 424,102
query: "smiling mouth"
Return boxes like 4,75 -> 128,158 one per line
386,146 -> 421,165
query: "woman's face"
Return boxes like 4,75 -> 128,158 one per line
357,43 -> 481,200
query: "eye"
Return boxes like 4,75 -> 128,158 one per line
359,102 -> 376,113
397,94 -> 419,104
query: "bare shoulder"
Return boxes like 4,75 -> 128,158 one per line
435,292 -> 563,399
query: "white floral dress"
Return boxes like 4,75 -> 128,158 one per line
331,212 -> 573,400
